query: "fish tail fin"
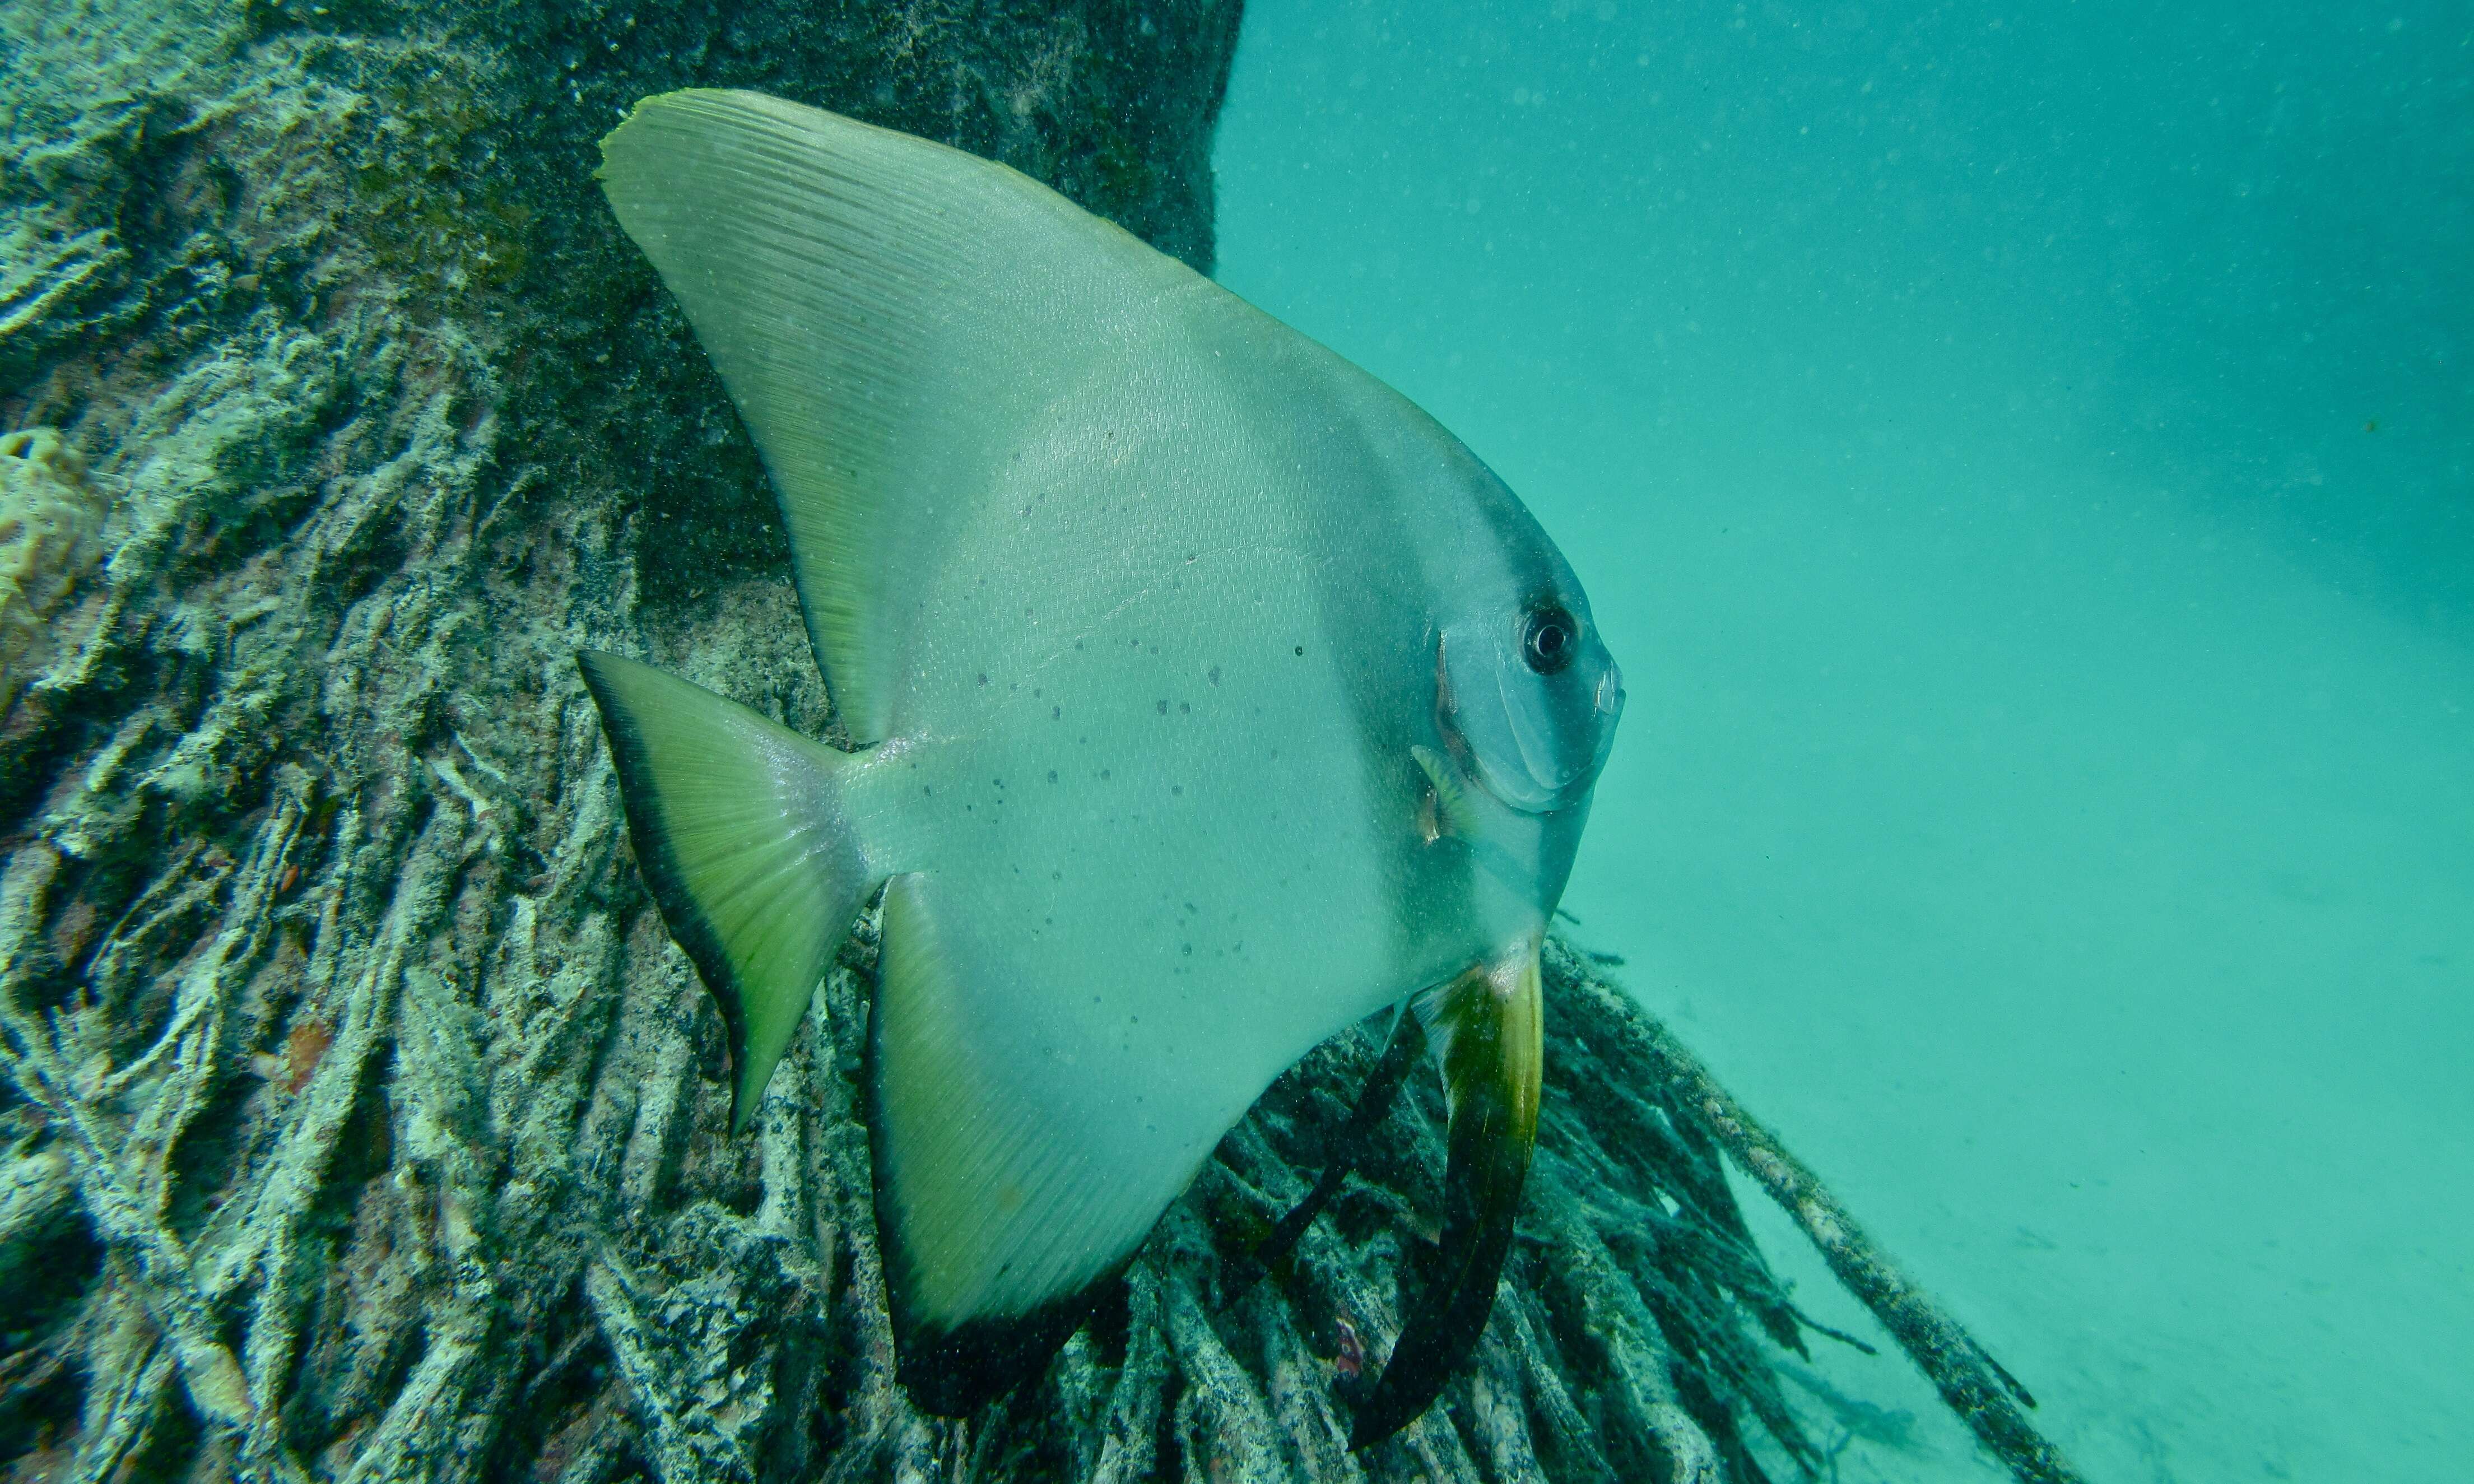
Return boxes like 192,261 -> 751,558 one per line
578,650 -> 882,1133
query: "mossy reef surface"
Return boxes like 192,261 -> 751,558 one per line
0,2 -> 2080,1481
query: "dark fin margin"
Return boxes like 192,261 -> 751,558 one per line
578,653 -> 764,1127
858,960 -> 1117,1415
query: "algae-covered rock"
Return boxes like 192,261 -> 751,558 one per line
0,429 -> 109,711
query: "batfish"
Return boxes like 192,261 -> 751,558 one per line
579,89 -> 1624,1445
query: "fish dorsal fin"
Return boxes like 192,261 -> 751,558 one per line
577,652 -> 880,1131
596,90 -> 1195,745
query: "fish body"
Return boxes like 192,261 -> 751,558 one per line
580,90 -> 1622,1439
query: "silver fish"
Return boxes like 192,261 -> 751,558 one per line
579,89 -> 1623,1443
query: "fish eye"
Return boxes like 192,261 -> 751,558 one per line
1519,604 -> 1578,676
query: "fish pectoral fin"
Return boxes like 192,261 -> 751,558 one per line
870,874 -> 1226,1413
578,652 -> 879,1133
1350,937 -> 1545,1449
1410,744 -> 1484,841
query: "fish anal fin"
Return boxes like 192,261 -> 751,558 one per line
868,874 -> 1201,1410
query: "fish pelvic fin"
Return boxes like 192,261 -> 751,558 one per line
595,89 -> 1196,746
578,651 -> 882,1134
1351,936 -> 1545,1449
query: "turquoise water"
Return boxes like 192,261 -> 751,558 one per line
1216,4 -> 2472,1480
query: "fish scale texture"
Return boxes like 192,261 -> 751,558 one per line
0,1 -> 1827,1480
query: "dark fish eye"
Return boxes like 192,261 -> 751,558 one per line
1520,604 -> 1578,675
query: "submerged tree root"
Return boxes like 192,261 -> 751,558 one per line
3,855 -> 2084,1484
1635,1018 -> 2089,1484
0,0 -> 2083,1480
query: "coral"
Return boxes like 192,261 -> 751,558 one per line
0,428 -> 109,712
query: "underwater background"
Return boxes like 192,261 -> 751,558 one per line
1216,2 -> 2471,1481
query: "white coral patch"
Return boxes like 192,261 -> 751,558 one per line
0,427 -> 111,709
